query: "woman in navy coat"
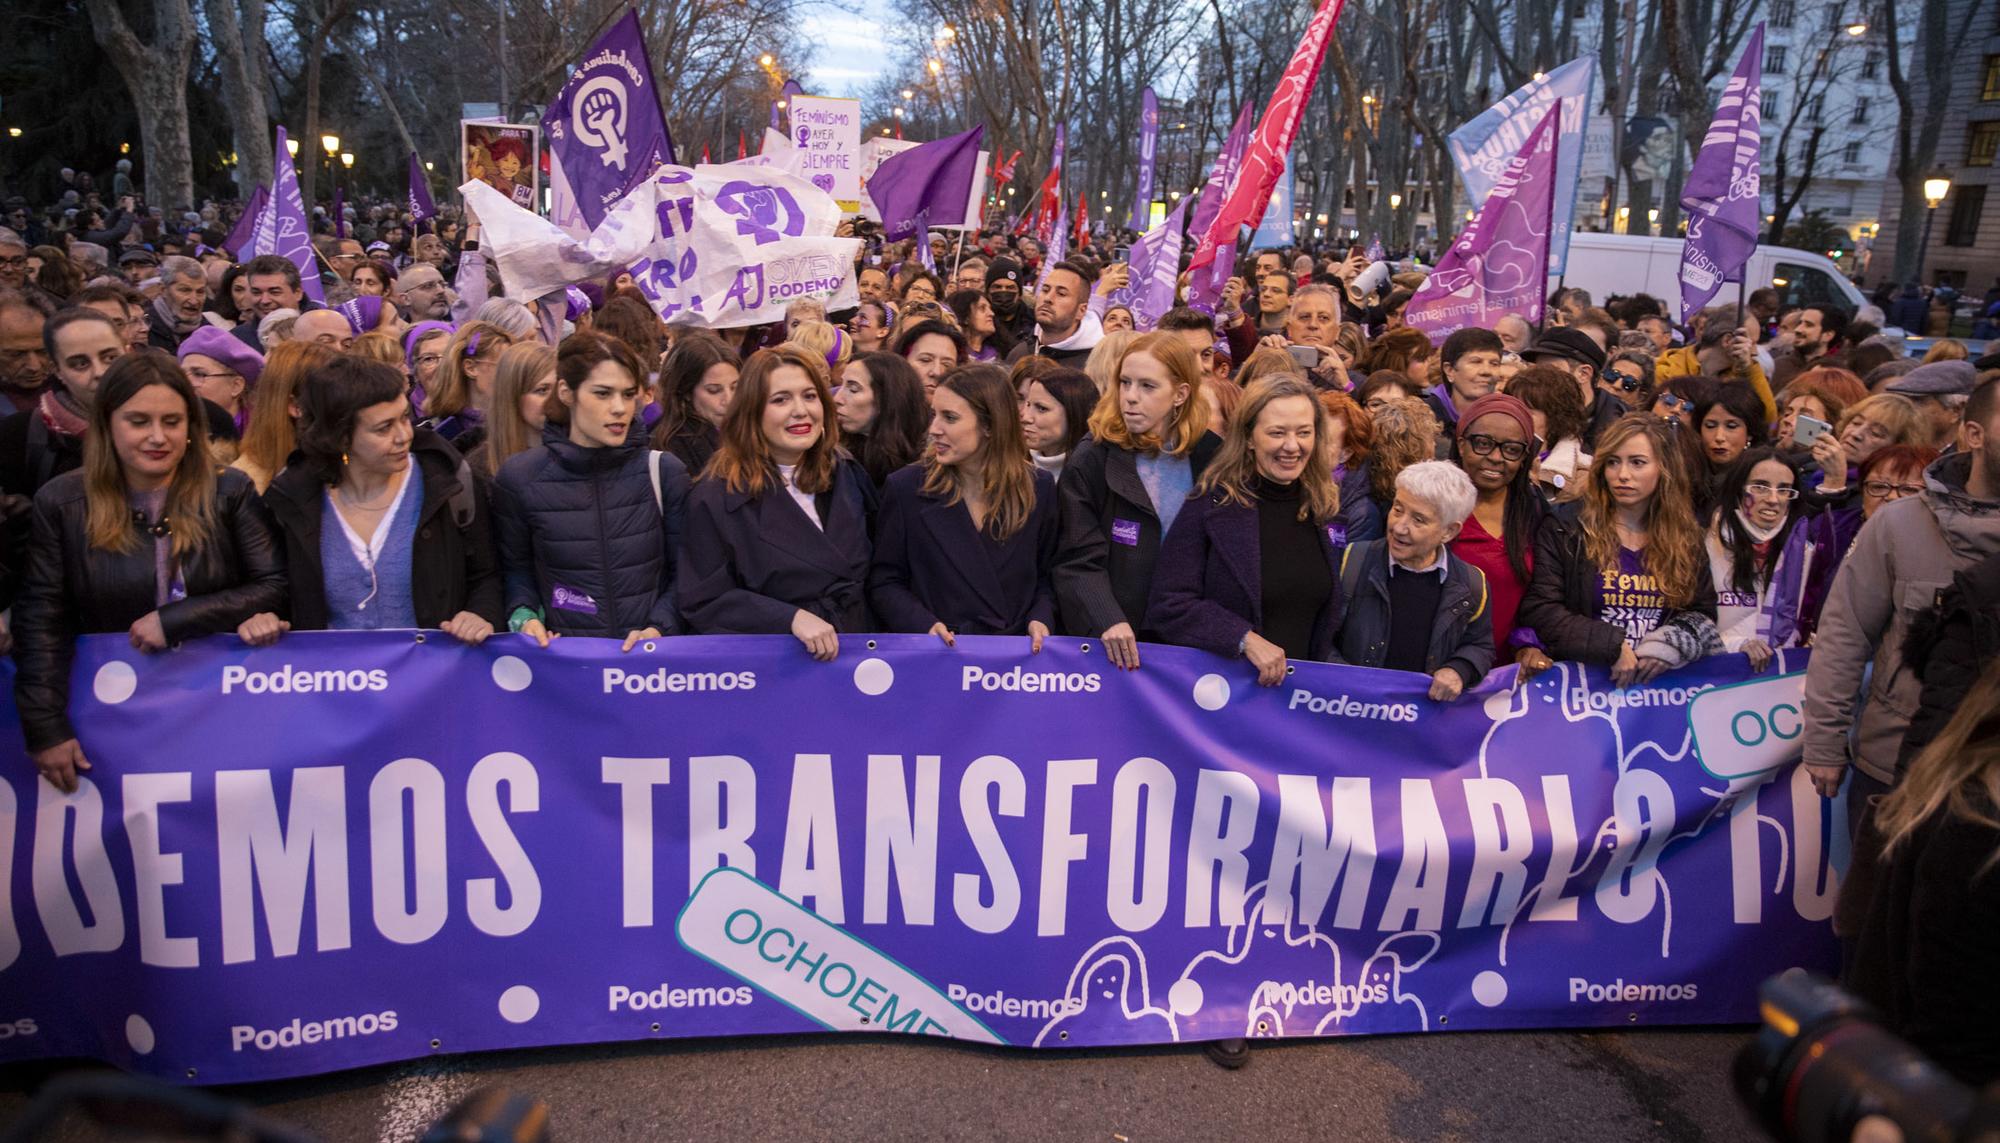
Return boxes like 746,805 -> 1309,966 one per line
1147,376 -> 1345,685
679,346 -> 875,659
868,363 -> 1059,648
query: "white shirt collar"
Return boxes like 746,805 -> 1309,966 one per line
1388,547 -> 1449,579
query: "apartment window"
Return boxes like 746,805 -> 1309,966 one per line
1984,56 -> 2000,100
1970,121 -> 2000,167
1809,95 -> 1825,123
1766,91 -> 1780,121
1766,46 -> 1788,75
1861,50 -> 1881,79
1843,141 -> 1863,164
1771,0 -> 1795,27
1945,186 -> 1986,246
1850,102 -> 1867,126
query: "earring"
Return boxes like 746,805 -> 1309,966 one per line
341,452 -> 349,466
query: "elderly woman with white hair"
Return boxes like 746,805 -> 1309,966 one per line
1331,460 -> 1495,701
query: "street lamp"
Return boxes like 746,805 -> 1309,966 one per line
4,127 -> 18,138
1916,170 -> 1953,285
286,137 -> 299,158
1389,192 -> 1402,209
1845,21 -> 1868,35
340,152 -> 354,169
758,53 -> 775,68
321,134 -> 340,157
927,58 -> 943,76
901,89 -> 914,101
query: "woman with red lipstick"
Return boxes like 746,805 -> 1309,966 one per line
251,356 -> 503,640
868,363 -> 1060,647
1518,414 -> 1719,685
1692,383 -> 1769,515
13,351 -> 286,792
680,346 -> 876,658
491,332 -> 688,649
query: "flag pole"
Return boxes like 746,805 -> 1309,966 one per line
952,230 -> 966,279
1541,104 -> 1562,334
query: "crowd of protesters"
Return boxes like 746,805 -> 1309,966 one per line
0,175 -> 1996,1082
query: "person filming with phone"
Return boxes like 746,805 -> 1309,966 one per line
1253,284 -> 1346,392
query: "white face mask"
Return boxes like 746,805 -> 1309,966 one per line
1734,506 -> 1786,544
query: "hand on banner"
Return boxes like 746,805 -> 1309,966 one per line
31,738 -> 91,794
1804,762 -> 1847,799
237,612 -> 290,647
791,609 -> 839,661
1740,638 -> 1774,673
927,622 -> 956,648
129,611 -> 169,652
520,618 -> 558,648
1513,645 -> 1554,684
1243,631 -> 1288,687
1613,643 -> 1673,687
621,627 -> 663,652
1095,264 -> 1131,298
1808,434 -> 1849,491
441,611 -> 495,645
1028,620 -> 1049,654
1427,667 -> 1465,702
1100,622 -> 1141,670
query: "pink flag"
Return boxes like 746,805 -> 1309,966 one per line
1189,0 -> 1346,271
1402,106 -> 1561,344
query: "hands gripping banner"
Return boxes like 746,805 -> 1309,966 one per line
0,634 -> 1838,1084
462,165 -> 861,329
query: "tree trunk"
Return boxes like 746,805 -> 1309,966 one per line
83,0 -> 198,209
204,0 -> 274,193
300,28 -> 326,215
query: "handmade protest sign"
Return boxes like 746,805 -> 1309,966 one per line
788,96 -> 862,211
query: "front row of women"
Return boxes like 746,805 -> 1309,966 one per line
18,330 -> 1737,796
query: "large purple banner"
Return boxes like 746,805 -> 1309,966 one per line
542,9 -> 677,229
0,633 -> 1836,1084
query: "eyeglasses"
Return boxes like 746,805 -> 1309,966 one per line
1462,433 -> 1530,462
182,368 -> 240,383
1655,394 -> 1695,413
0,256 -> 26,270
1743,481 -> 1799,501
1862,480 -> 1925,499
414,353 -> 445,368
1604,371 -> 1644,393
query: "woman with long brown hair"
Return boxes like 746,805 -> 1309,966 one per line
868,363 -> 1058,647
466,342 -> 557,480
649,331 -> 740,474
1055,330 -> 1217,669
419,320 -> 515,448
1517,413 -> 1718,685
835,351 -> 930,489
680,346 -> 876,658
1148,376 -> 1345,687
13,351 -> 286,792
230,339 -> 339,492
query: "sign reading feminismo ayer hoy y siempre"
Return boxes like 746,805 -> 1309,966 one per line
787,96 -> 862,212
0,634 -> 1838,1084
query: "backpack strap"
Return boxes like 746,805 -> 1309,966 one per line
1339,541 -> 1367,604
648,449 -> 664,513
448,456 -> 476,530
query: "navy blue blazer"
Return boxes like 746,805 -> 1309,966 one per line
1144,487 -> 1344,661
679,457 -> 876,634
867,463 -> 1059,635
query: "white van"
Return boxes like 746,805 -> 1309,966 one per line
1555,233 -> 1869,320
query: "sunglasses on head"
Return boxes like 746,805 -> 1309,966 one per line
1656,393 -> 1695,412
1604,371 -> 1644,393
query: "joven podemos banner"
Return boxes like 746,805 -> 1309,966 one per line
0,633 -> 1837,1083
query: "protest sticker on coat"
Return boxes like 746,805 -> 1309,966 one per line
0,633 -> 1837,1085
788,96 -> 862,211
462,165 -> 860,329
462,121 -> 541,212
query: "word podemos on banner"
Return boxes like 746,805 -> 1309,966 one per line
0,634 -> 1838,1084
462,165 -> 861,329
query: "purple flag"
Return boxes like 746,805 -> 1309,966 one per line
407,152 -> 437,224
772,79 -> 804,131
225,185 -> 268,260
1128,87 -> 1159,231
248,128 -> 326,305
1403,105 -> 1560,345
1123,197 -> 1186,330
1188,101 -> 1254,243
1036,199 -> 1071,294
541,9 -> 677,229
333,186 -> 345,238
1679,24 -> 1764,321
870,125 -> 986,239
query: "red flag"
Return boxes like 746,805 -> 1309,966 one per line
701,143 -> 711,164
1074,191 -> 1089,248
993,150 -> 1022,184
1190,0 -> 1347,270
737,131 -> 748,160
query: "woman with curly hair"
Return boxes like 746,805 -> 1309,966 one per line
1364,395 -> 1440,515
1507,363 -> 1594,498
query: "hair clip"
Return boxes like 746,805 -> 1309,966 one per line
465,331 -> 481,358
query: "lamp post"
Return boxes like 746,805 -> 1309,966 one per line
321,134 -> 341,212
1916,170 -> 1952,286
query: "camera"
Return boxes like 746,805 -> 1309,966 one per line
1733,971 -> 1998,1142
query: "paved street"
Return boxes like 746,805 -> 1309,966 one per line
2,1026 -> 1767,1142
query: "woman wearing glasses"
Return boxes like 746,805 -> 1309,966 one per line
1599,351 -> 1655,411
1449,392 -> 1556,678
1649,376 -> 1711,428
251,355 -> 503,642
1705,448 -> 1837,669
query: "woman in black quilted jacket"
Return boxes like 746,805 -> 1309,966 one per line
491,332 -> 687,650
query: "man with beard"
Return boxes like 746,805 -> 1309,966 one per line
985,257 -> 1036,346
396,263 -> 455,323
146,256 -> 208,351
1005,261 -> 1103,368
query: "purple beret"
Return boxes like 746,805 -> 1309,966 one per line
338,294 -> 384,335
178,325 -> 264,385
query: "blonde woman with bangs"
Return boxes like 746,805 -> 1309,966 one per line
1055,330 -> 1222,669
420,320 -> 515,448
14,352 -> 286,793
869,363 -> 1060,649
470,342 -> 557,480
1148,376 -> 1344,690
1517,413 -> 1719,685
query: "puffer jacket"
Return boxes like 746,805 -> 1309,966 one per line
491,431 -> 688,638
13,467 -> 287,750
1803,451 -> 2000,785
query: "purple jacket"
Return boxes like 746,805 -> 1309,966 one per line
1144,487 -> 1344,661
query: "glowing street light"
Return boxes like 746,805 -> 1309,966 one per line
940,24 -> 955,38
340,151 -> 354,169
286,137 -> 299,157
1845,21 -> 1868,35
424,161 -> 434,171
5,127 -> 18,138
927,57 -> 943,75
1389,192 -> 1402,209
321,133 -> 340,156
759,53 -> 775,68
901,89 -> 914,100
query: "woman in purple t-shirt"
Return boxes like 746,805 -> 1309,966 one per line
1517,414 -> 1719,686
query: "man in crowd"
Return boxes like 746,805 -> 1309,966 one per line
0,308 -> 126,503
146,255 -> 208,352
1255,271 -> 1292,336
72,283 -> 150,352
1522,326 -> 1622,448
293,308 -> 355,352
0,229 -> 29,293
1006,261 -> 1102,367
1885,360 -> 1978,452
953,256 -> 988,295
232,254 -> 309,350
0,291 -> 52,414
985,257 -> 1034,345
1424,328 -> 1506,438
856,265 -> 890,306
397,264 -> 454,323
1772,304 -> 1847,388
1493,313 -> 1532,354
1158,306 -> 1223,379
1637,313 -> 1674,355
